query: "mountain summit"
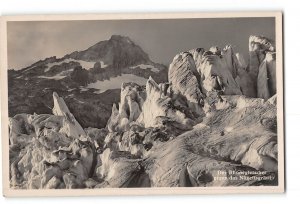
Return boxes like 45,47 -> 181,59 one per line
8,35 -> 168,128
65,35 -> 151,69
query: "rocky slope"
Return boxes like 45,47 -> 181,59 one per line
8,35 -> 168,129
9,35 -> 278,189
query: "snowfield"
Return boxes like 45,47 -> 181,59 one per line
45,58 -> 107,72
86,74 -> 148,93
129,64 -> 160,73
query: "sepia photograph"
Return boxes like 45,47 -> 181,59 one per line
0,12 -> 284,196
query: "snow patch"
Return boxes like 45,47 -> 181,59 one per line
79,87 -> 89,92
100,61 -> 108,68
74,98 -> 85,104
68,88 -> 76,92
45,58 -> 106,72
129,64 -> 160,73
37,75 -> 66,80
78,60 -> 96,70
23,66 -> 37,73
86,74 -> 148,94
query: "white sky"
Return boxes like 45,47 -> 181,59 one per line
7,17 -> 275,69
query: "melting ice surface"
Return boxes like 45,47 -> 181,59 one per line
86,74 -> 148,94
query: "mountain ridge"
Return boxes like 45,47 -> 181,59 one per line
8,35 -> 168,129
13,35 -> 163,72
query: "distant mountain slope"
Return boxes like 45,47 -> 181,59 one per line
8,35 -> 168,128
66,35 -> 151,68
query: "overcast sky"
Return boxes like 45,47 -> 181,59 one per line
7,17 -> 275,70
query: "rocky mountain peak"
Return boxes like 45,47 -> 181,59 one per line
68,35 -> 151,68
109,35 -> 134,43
